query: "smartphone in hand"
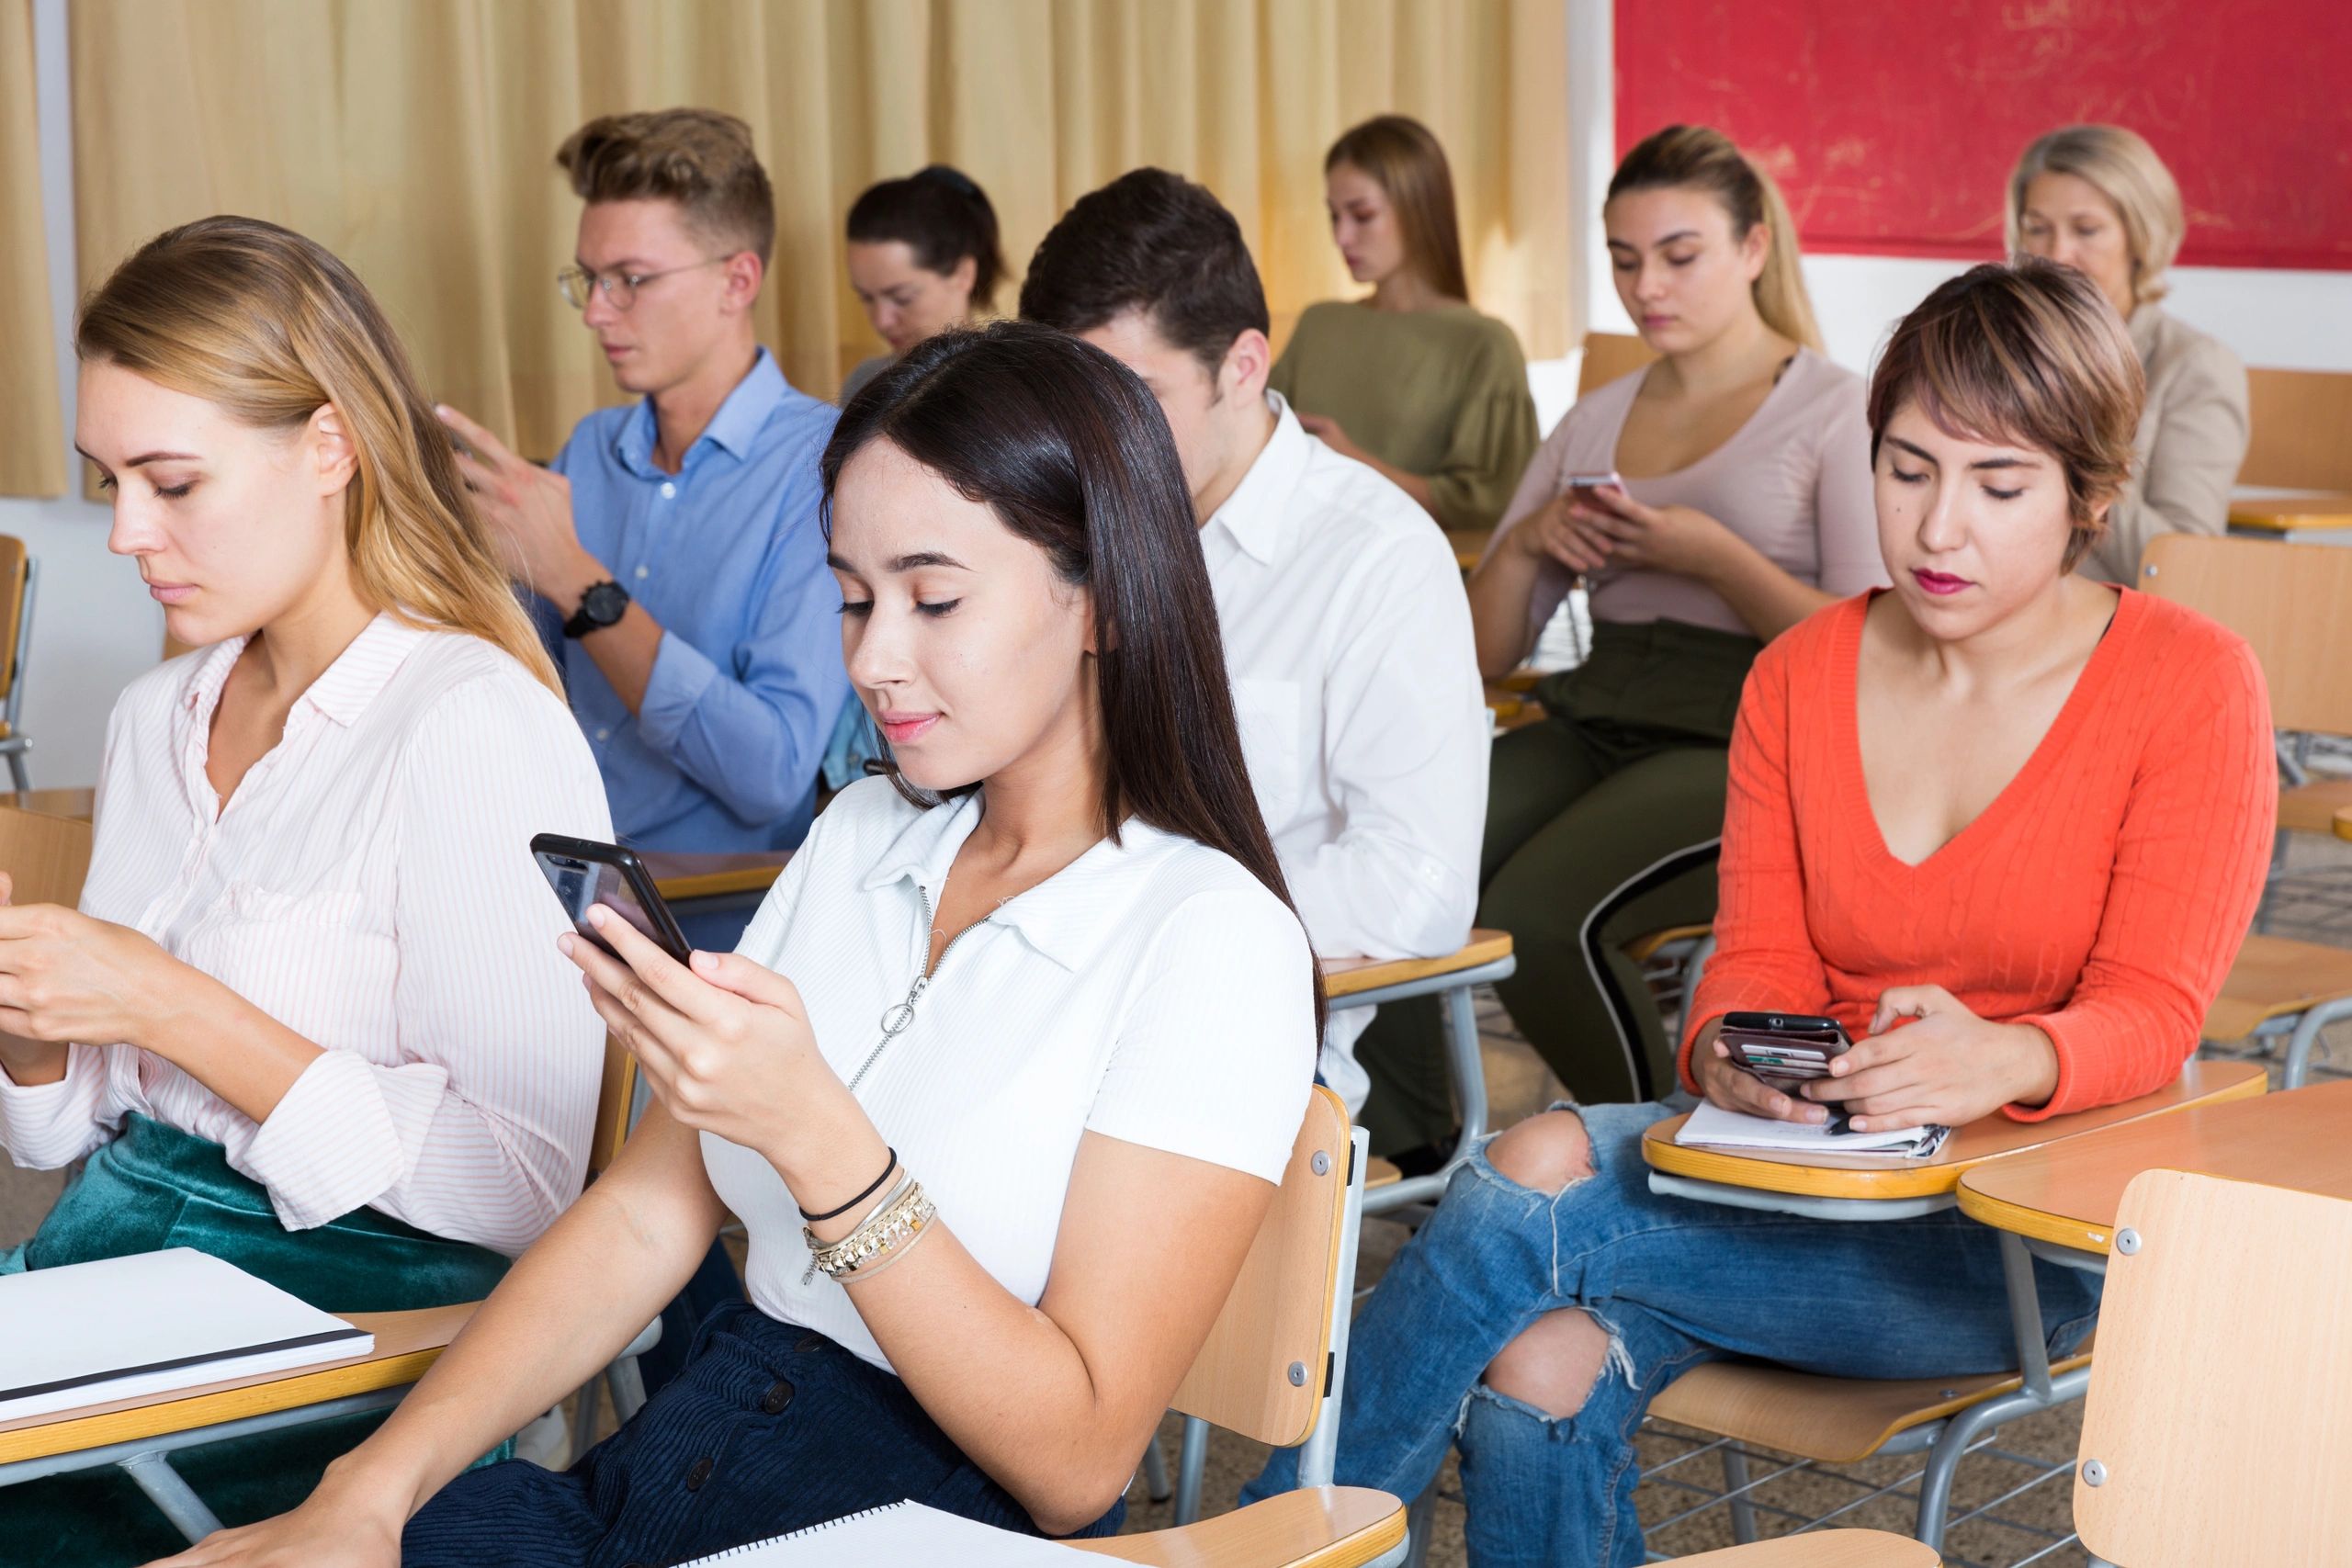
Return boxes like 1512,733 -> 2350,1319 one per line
1718,1010 -> 1853,1089
530,833 -> 692,964
1563,469 -> 1625,507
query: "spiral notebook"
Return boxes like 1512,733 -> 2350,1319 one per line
675,1502 -> 1097,1564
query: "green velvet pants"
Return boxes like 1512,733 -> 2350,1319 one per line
0,1113 -> 510,1566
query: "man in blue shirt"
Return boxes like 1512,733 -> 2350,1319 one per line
436,107 -> 846,854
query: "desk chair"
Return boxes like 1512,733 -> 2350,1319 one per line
0,536 -> 38,790
2070,1168 -> 2352,1565
1611,1063 -> 2264,1562
2241,366 -> 2352,495
1081,1088 -> 1408,1568
2138,533 -> 2352,1084
0,1033 -> 656,1543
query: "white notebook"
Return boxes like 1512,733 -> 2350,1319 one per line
1676,1101 -> 1952,1159
675,1501 -> 1099,1565
0,1247 -> 373,1422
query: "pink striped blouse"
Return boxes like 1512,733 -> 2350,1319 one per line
0,615 -> 612,1255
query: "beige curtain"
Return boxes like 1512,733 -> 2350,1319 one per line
73,0 -> 1567,461
0,0 -> 64,498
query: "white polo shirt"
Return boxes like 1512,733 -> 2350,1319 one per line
703,777 -> 1317,1374
1204,396 -> 1489,1111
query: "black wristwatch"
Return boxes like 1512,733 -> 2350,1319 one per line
562,580 -> 630,638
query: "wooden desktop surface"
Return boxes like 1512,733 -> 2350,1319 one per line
2226,492 -> 2352,533
1322,931 -> 1511,1000
0,1304 -> 470,1465
1956,1077 -> 2352,1253
638,848 -> 792,903
1642,1059 -> 2267,1201
1069,1485 -> 1405,1567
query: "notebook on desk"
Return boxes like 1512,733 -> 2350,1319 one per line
674,1500 -> 1099,1564
1676,1101 -> 1952,1159
0,1247 -> 372,1423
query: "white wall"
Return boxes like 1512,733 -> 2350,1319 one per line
3,0 -> 166,786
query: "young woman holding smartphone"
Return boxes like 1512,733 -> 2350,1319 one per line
0,217 -> 610,1565
1250,258 -> 2275,1566
161,321 -> 1321,1567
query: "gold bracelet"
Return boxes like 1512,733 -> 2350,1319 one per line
807,1179 -> 934,1282
834,1207 -> 935,1284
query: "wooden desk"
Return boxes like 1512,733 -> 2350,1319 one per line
0,1304 -> 468,1466
2227,492 -> 2352,535
0,787 -> 93,821
1957,1077 -> 2352,1255
638,849 -> 792,904
1642,1059 -> 2267,1205
1070,1486 -> 1404,1566
2336,804 -> 2352,842
1321,930 -> 1512,1001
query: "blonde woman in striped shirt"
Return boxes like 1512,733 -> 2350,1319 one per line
0,218 -> 608,1564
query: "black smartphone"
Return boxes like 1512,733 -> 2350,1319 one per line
1718,1010 -> 1853,1087
530,833 -> 692,964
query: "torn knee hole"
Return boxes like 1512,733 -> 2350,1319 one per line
1487,1108 -> 1595,1194
1480,1310 -> 1618,1421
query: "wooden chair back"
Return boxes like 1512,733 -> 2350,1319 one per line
2242,367 -> 2352,491
0,805 -> 92,908
1169,1086 -> 1351,1449
588,1036 -> 638,1179
2075,1168 -> 2352,1565
0,536 -> 26,705
2137,533 -> 2352,737
1579,331 -> 1657,396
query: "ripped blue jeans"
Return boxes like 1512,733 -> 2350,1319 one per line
1244,1101 -> 2100,1566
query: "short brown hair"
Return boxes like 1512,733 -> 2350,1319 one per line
557,108 -> 775,266
1326,116 -> 1469,304
1868,259 -> 2144,573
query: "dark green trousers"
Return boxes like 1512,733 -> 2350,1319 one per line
0,1113 -> 511,1566
1357,619 -> 1759,1154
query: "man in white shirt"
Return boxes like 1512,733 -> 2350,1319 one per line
1020,169 -> 1488,1122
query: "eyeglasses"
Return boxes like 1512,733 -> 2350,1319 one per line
557,256 -> 731,311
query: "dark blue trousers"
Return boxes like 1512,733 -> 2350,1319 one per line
402,1303 -> 1125,1566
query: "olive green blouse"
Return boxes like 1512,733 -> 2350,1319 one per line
1269,299 -> 1540,532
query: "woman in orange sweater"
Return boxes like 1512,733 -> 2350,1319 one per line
1243,259 -> 2275,1564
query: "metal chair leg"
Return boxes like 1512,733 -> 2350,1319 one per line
1401,1478 -> 1438,1568
1139,1432 -> 1172,1502
118,1451 -> 224,1543
605,1355 -> 650,1426
2281,998 -> 2351,1089
1171,1414 -> 1210,1525
4,750 -> 25,793
569,1374 -> 605,1464
1722,1444 -> 1759,1544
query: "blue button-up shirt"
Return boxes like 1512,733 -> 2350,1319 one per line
548,349 -> 848,852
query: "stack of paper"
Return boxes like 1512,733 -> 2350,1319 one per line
1676,1101 -> 1952,1159
676,1501 -> 1100,1565
0,1247 -> 372,1422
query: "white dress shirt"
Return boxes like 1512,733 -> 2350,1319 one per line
0,615 -> 612,1255
1203,396 -> 1489,1111
703,777 -> 1317,1374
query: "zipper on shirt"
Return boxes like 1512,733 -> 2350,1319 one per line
803,886 -> 987,1284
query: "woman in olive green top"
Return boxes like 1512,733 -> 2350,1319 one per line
1271,115 -> 1538,533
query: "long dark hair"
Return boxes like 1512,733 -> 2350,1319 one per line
845,165 -> 1006,309
821,321 -> 1326,1031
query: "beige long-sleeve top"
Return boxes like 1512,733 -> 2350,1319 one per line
2084,305 -> 2250,583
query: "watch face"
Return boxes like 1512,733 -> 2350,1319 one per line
582,581 -> 629,624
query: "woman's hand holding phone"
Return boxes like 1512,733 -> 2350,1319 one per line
1797,985 -> 2061,1131
560,911 -> 885,1200
1693,1018 -> 1830,1124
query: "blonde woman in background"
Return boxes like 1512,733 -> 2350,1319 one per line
0,217 -> 609,1565
2009,124 -> 2249,581
1270,114 -> 1539,532
1357,125 -> 1885,1157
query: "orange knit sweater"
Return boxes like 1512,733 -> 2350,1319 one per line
1680,589 -> 2275,1121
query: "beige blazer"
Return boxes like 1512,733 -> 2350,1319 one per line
2086,305 -> 2250,582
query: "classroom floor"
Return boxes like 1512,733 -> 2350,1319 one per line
2,828 -> 2346,1565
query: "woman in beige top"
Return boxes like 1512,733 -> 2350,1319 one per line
2009,125 -> 2250,581
1356,126 -> 1883,1155
1268,115 -> 1538,532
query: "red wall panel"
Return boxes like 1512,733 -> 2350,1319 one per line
1615,0 -> 2352,270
